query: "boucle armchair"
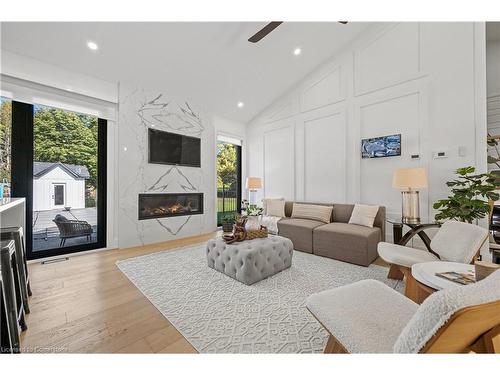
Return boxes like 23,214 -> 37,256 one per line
306,270 -> 500,353
377,220 -> 488,295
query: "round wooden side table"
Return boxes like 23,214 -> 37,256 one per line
409,261 -> 474,304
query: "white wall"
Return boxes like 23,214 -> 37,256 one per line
1,51 -> 118,103
33,167 -> 85,211
248,23 -> 487,240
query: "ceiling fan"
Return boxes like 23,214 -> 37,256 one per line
248,21 -> 348,43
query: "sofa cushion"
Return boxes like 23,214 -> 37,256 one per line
277,218 -> 325,253
266,199 -> 285,217
348,204 -> 380,228
263,197 -> 284,215
291,203 -> 333,223
313,223 -> 382,266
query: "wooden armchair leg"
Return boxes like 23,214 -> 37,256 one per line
324,334 -> 349,353
387,264 -> 404,280
483,325 -> 500,353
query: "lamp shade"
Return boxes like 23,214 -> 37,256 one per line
392,167 -> 428,189
246,177 -> 262,190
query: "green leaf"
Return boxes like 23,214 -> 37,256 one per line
433,166 -> 497,222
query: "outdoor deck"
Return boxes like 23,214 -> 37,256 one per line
33,208 -> 97,251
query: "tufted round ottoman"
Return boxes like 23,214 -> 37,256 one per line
206,235 -> 294,285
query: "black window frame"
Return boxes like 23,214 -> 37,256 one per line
11,101 -> 107,260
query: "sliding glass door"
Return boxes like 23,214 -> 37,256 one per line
11,101 -> 107,260
216,139 -> 242,226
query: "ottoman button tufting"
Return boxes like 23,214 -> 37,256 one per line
206,235 -> 293,285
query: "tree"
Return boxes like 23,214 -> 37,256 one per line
34,106 -> 98,187
0,100 -> 12,182
217,142 -> 237,191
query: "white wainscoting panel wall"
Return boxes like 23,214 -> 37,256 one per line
303,110 -> 346,203
263,122 -> 295,200
247,22 -> 487,241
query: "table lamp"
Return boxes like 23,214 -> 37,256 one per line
246,177 -> 262,205
392,167 -> 428,224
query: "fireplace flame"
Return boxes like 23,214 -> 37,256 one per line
139,194 -> 201,220
168,203 -> 183,213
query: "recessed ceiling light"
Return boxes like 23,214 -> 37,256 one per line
237,102 -> 244,108
293,47 -> 302,56
87,41 -> 98,51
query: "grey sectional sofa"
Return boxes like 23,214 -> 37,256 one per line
277,202 -> 385,266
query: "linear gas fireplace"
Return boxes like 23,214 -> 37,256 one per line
138,193 -> 204,220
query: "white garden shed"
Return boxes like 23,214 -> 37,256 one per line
33,161 -> 90,211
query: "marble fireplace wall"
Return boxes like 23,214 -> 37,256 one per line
118,83 -> 217,248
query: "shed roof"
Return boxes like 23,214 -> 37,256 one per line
33,161 -> 90,179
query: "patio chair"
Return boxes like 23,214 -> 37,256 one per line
53,214 -> 93,247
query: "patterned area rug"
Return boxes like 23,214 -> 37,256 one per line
117,243 -> 403,353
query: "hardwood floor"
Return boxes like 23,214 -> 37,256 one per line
21,232 -> 389,353
21,232 -> 218,353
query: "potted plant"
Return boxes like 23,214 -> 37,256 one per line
433,166 -> 499,223
221,213 -> 236,233
241,199 -> 263,216
240,199 -> 263,230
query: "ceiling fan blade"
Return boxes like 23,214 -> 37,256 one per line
338,21 -> 348,24
248,22 -> 283,43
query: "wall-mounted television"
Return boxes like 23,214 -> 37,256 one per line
148,128 -> 201,167
361,134 -> 401,159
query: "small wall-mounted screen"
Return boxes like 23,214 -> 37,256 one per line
361,134 -> 401,159
148,128 -> 201,167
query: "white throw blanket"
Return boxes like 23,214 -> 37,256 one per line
259,215 -> 282,235
393,269 -> 500,353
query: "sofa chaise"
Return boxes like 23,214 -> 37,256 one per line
277,202 -> 385,266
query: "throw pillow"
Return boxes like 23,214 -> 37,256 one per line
291,203 -> 333,224
348,204 -> 379,228
262,197 -> 284,215
266,199 -> 285,217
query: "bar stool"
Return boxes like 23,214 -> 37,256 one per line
1,269 -> 12,353
1,227 -> 31,314
1,239 -> 27,353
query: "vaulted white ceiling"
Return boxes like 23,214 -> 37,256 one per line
1,22 -> 372,122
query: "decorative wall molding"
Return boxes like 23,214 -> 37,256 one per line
264,100 -> 295,123
263,121 -> 295,200
354,81 -> 429,219
300,65 -> 345,113
248,23 -> 485,240
354,23 -> 422,96
302,109 -> 347,203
